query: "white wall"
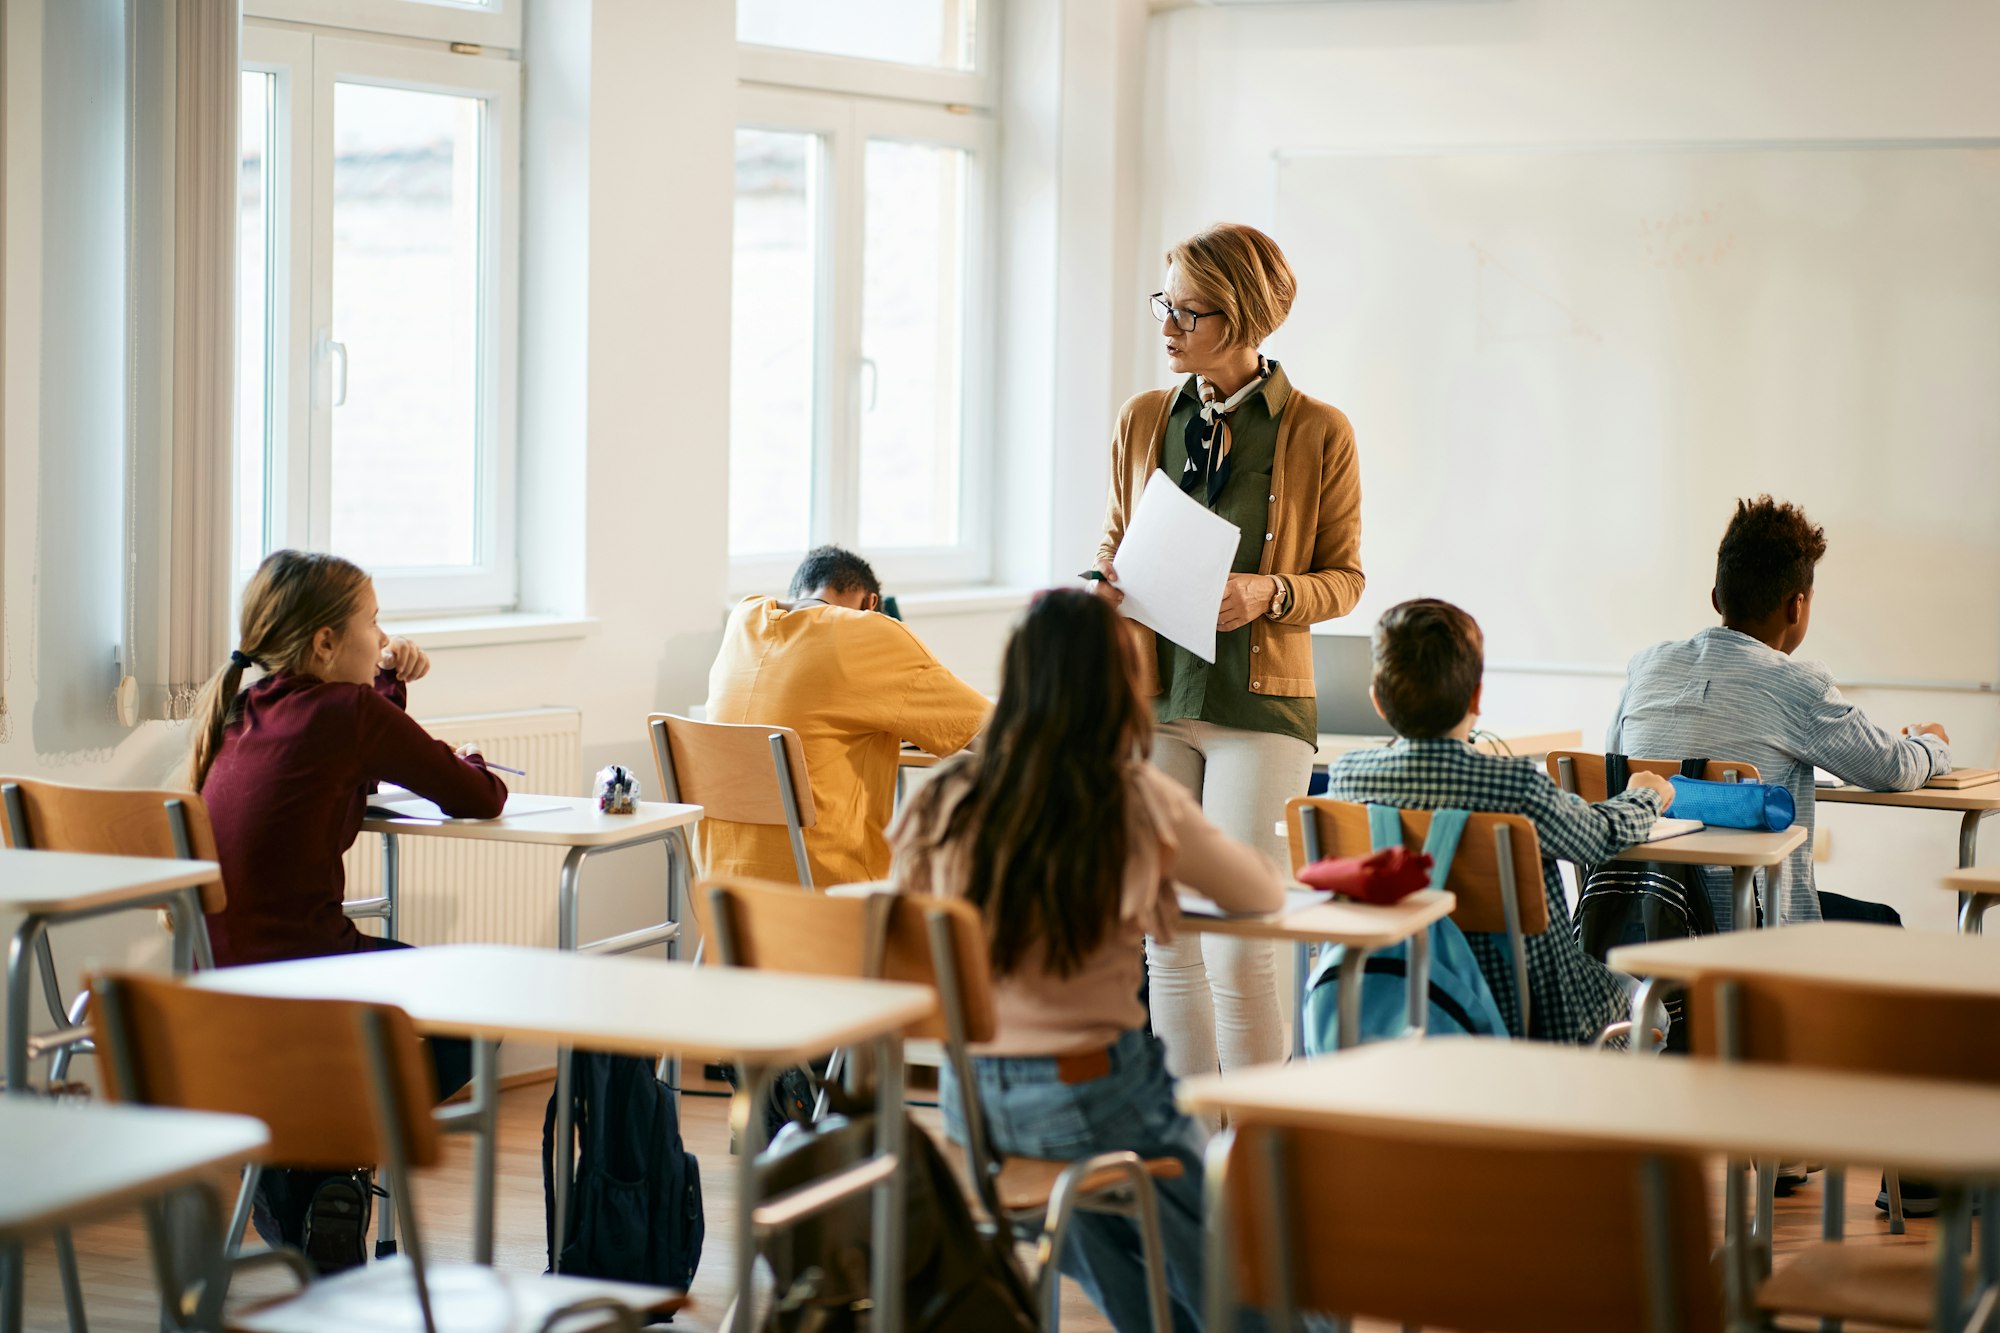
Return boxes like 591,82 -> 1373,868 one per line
1134,0 -> 2000,928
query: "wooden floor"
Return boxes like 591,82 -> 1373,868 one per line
12,1074 -> 1943,1331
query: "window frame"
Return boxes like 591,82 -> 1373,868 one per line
245,0 -> 521,50
736,0 -> 995,108
730,87 -> 996,593
240,23 -> 522,614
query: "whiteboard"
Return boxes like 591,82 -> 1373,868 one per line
1271,143 -> 2000,689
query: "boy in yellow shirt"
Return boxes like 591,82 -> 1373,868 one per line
701,547 -> 989,886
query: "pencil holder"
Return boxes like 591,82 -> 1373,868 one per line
1666,775 -> 1795,832
595,764 -> 640,814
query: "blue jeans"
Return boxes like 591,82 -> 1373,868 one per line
942,1028 -> 1210,1333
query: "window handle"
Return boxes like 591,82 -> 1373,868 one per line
859,356 -> 878,411
318,331 -> 349,408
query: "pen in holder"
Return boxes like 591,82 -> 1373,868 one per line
595,763 -> 640,814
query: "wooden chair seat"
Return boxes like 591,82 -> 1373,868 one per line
228,1258 -> 688,1332
1754,1242 -> 1974,1329
990,1153 -> 1185,1216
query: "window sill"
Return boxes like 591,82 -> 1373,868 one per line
383,612 -> 597,650
891,586 -> 1035,618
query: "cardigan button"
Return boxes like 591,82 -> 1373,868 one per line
1251,645 -> 1261,654
1264,532 -> 1274,541
1252,680 -> 1262,688
1267,494 -> 1276,502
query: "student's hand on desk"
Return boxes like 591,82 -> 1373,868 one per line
1216,573 -> 1277,632
1091,557 -> 1125,607
380,637 -> 432,682
1904,722 -> 1951,744
1628,771 -> 1676,812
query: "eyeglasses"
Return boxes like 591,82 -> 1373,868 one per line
1150,293 -> 1222,334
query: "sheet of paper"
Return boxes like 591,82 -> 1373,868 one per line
1177,886 -> 1326,921
1639,817 -> 1706,844
366,793 -> 568,824
1112,470 -> 1241,663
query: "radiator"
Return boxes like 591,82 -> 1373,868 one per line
342,707 -> 583,948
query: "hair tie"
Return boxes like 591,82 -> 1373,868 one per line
229,649 -> 259,672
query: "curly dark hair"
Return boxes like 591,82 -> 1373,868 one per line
1371,599 -> 1484,740
787,546 -> 881,600
1714,496 -> 1827,623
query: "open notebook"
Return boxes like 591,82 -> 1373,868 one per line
365,792 -> 569,824
1640,817 -> 1705,843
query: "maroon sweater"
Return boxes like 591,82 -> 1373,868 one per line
202,669 -> 508,966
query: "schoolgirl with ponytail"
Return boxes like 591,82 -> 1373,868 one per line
191,550 -> 507,1266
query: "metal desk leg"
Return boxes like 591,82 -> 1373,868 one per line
559,846 -> 589,952
1956,811 -> 1991,934
1961,894 -> 1994,937
731,1063 -> 773,1332
1335,948 -> 1369,1051
1629,977 -> 1662,1058
380,832 -> 401,943
471,1040 -> 500,1265
6,916 -> 47,1095
871,1038 -> 907,1333
1732,867 -> 1758,931
1406,927 -> 1431,1038
1291,942 -> 1312,1059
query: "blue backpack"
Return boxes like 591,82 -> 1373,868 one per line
1302,806 -> 1510,1051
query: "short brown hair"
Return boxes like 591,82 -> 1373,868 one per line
1371,599 -> 1484,739
1714,496 -> 1827,623
1165,223 -> 1296,350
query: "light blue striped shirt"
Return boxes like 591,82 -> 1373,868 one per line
1607,626 -> 1950,927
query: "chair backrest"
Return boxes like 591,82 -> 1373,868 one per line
1285,797 -> 1548,936
88,970 -> 441,1170
1545,751 -> 1762,803
648,714 -> 817,828
1,777 -> 227,912
1212,1120 -> 1720,1332
702,876 -> 994,1045
1689,973 -> 2000,1085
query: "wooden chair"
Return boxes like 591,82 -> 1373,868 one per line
0,777 -> 227,1083
1284,797 -> 1547,1036
649,713 -> 817,890
1203,1117 -> 1720,1332
88,970 -> 687,1333
1545,750 -> 1761,801
704,876 -> 1182,1332
1690,973 -> 2000,1331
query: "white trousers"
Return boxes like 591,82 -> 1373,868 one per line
1146,717 -> 1315,1081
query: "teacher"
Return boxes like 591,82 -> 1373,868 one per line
1094,222 -> 1364,1077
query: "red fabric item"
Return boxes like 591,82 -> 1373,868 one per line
1297,845 -> 1433,905
202,668 -> 507,966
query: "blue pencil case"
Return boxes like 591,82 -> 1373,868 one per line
1667,775 -> 1796,832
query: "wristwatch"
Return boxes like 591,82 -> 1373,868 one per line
1266,575 -> 1292,620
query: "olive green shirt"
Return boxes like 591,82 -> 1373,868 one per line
1154,364 -> 1319,745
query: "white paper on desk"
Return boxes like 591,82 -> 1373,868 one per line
366,793 -> 567,824
1177,887 -> 1326,921
1112,470 -> 1240,664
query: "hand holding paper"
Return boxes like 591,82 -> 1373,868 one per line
1106,471 -> 1241,663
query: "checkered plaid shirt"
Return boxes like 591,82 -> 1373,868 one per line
1326,737 -> 1665,1043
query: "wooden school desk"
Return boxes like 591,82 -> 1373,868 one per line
2,848 -> 220,1095
1178,1039 -> 2000,1331
194,943 -> 935,1333
1607,920 -> 2000,1001
0,1100 -> 268,1333
1178,887 -> 1456,1057
1946,865 -> 2000,934
1610,824 -> 1809,931
1819,780 -> 2000,927
357,794 -> 703,955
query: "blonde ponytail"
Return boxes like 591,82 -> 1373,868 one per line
186,550 -> 372,791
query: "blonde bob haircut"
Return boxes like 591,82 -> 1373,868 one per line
1165,223 -> 1297,351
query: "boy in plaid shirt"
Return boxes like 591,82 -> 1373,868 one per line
1326,599 -> 1676,1043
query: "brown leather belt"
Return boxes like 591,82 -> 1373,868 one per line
1055,1046 -> 1113,1085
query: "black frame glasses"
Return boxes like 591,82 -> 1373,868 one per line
1150,293 -> 1222,334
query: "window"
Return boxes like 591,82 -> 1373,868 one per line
730,22 -> 996,590
738,0 -> 978,71
239,25 -> 519,613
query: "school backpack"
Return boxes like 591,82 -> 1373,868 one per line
543,1052 -> 705,1305
1303,805 -> 1510,1051
754,1106 -> 1038,1333
1572,755 -> 1721,1052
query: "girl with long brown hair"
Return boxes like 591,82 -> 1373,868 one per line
189,549 -> 505,1266
892,589 -> 1284,1332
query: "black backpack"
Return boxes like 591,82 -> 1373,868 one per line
543,1052 -> 705,1304
756,1108 -> 1038,1333
1574,755 -> 1722,1051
